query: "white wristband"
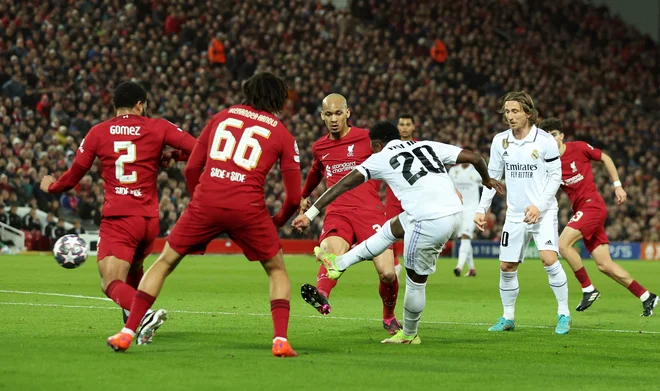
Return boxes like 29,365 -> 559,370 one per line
613,180 -> 622,188
304,206 -> 320,221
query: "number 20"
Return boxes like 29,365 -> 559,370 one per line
209,118 -> 271,170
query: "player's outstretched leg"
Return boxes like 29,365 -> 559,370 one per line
107,243 -> 184,352
314,247 -> 344,280
261,250 -> 297,358
334,220 -> 398,271
489,262 -> 518,331
382,271 -> 423,344
301,284 -> 331,315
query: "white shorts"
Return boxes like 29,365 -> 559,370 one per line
499,210 -> 559,263
400,212 -> 462,275
458,210 -> 476,238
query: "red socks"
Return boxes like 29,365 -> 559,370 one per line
125,290 -> 156,332
627,280 -> 647,299
316,265 -> 337,299
270,299 -> 290,339
105,280 -> 137,311
573,267 -> 592,288
379,278 -> 399,320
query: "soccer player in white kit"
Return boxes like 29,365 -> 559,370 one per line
292,121 -> 504,344
474,91 -> 571,334
449,160 -> 482,277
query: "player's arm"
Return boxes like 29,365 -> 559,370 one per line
455,150 -> 503,193
476,141 -> 504,215
591,146 -> 627,205
272,137 -> 302,228
297,169 -> 365,225
533,139 -> 562,216
42,131 -> 98,193
183,122 -> 213,198
299,146 -> 324,210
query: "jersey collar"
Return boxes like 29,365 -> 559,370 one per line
507,125 -> 539,144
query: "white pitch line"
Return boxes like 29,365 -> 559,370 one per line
1,300 -> 658,335
0,289 -> 112,301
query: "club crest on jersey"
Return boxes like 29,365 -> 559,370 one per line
570,161 -> 577,173
502,139 -> 509,149
531,149 -> 539,160
347,144 -> 354,157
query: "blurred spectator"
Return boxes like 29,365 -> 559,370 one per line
51,220 -> 67,242
44,213 -> 57,239
8,206 -> 21,230
21,207 -> 41,231
67,220 -> 85,236
0,204 -> 6,225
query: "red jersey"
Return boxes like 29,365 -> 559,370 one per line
184,105 -> 301,223
301,127 -> 382,215
560,141 -> 605,208
50,115 -> 196,217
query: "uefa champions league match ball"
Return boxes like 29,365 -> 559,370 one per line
53,234 -> 88,269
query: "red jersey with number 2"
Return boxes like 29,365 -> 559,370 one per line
560,141 -> 606,209
50,114 -> 195,217
184,105 -> 300,210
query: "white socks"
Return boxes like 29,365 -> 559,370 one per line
403,275 -> 426,336
335,219 -> 397,270
455,238 -> 470,270
545,262 -> 570,316
499,270 -> 519,320
466,244 -> 475,270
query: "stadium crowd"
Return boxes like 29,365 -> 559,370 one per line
0,0 -> 658,249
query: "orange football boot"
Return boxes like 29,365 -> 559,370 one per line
272,338 -> 297,358
107,332 -> 134,352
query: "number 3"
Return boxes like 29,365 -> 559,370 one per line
114,141 -> 137,184
209,118 -> 271,170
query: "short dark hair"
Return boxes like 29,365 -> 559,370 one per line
113,82 -> 148,110
398,114 -> 414,124
369,121 -> 400,144
537,117 -> 563,133
241,72 -> 288,114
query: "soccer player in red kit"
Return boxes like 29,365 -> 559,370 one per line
299,93 -> 401,335
107,73 -> 301,357
40,82 -> 196,342
384,114 -> 416,275
539,118 -> 658,316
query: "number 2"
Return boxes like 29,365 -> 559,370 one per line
389,145 -> 447,185
209,118 -> 271,170
114,141 -> 137,184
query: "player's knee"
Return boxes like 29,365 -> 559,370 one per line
379,270 -> 396,283
500,262 -> 518,272
595,260 -> 613,275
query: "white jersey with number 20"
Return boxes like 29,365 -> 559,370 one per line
356,140 -> 463,221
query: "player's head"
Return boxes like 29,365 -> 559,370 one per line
538,117 -> 564,148
368,121 -> 400,153
113,82 -> 148,116
241,72 -> 289,114
397,114 -> 415,140
499,90 -> 538,131
321,93 -> 350,136
243,72 -> 289,114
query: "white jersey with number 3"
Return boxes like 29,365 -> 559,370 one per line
356,140 -> 463,221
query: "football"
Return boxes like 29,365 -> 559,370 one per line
53,234 -> 88,269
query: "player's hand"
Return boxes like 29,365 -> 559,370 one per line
299,197 -> 311,214
483,178 -> 505,195
524,205 -> 541,224
160,152 -> 175,168
291,215 -> 311,232
455,189 -> 463,204
40,175 -> 56,193
474,213 -> 487,232
614,186 -> 627,204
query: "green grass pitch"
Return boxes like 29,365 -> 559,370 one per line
1,254 -> 659,390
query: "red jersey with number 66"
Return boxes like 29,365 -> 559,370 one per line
49,114 -> 196,217
184,105 -> 300,212
560,141 -> 606,209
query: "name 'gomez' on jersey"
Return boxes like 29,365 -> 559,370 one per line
356,140 -> 463,221
49,114 -> 196,217
560,141 -> 604,207
185,105 -> 299,209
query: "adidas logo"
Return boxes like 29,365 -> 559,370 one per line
545,240 -> 553,245
503,151 -> 509,156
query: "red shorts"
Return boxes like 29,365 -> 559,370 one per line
320,209 -> 389,246
97,216 -> 160,265
168,202 -> 281,261
566,203 -> 609,253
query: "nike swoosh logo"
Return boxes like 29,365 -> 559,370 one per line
322,154 -> 330,159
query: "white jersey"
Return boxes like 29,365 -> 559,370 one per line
449,164 -> 481,212
356,140 -> 463,221
477,125 -> 562,222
